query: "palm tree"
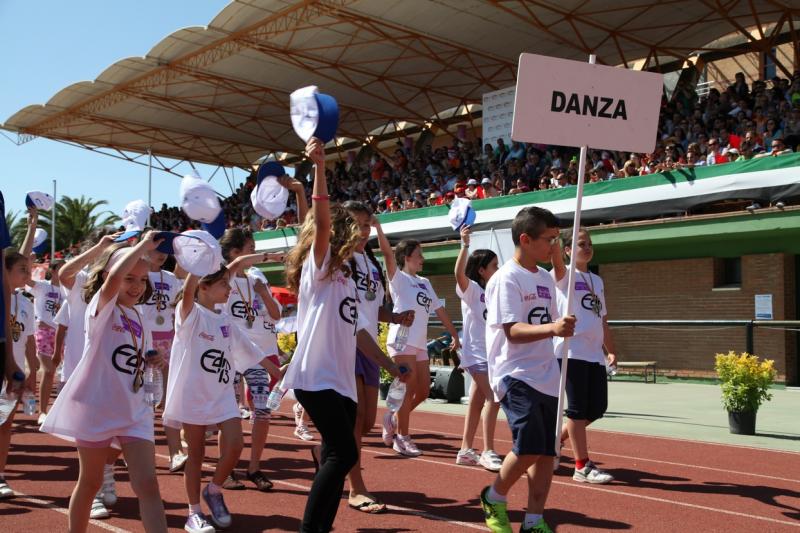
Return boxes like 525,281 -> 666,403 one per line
11,196 -> 120,252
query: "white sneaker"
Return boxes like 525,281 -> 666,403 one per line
90,496 -> 110,519
456,448 -> 480,466
239,407 -> 251,420
101,474 -> 116,507
184,512 -> 215,533
294,424 -> 314,441
393,435 -> 422,457
381,411 -> 396,447
0,478 -> 14,499
170,451 -> 189,473
573,460 -> 614,484
37,412 -> 47,425
479,450 -> 503,472
293,402 -> 304,427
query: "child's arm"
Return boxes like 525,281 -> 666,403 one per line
19,207 -> 38,259
355,329 -> 410,382
307,138 -> 329,269
504,316 -> 575,343
179,274 -> 198,322
258,356 -> 283,382
61,232 -> 120,290
434,307 -> 461,352
373,216 -> 397,281
254,281 -> 281,321
602,316 -> 618,366
97,232 -> 160,313
454,226 -> 471,293
24,335 -> 38,391
550,238 -> 566,282
278,175 -> 309,224
53,324 -> 67,367
226,252 -> 281,277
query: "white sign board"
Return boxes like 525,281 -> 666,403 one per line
755,294 -> 773,320
482,86 -> 516,150
511,53 -> 663,153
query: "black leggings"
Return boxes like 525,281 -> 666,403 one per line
295,389 -> 358,533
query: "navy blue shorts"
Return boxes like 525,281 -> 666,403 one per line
558,359 -> 608,422
499,376 -> 558,457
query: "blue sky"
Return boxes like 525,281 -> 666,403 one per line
0,0 -> 235,224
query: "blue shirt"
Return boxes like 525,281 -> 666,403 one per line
0,192 -> 12,341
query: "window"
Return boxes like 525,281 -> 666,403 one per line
714,257 -> 741,288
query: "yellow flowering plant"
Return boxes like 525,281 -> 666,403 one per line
714,351 -> 776,413
277,332 -> 297,362
377,322 -> 394,385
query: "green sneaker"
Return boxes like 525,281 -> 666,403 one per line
479,486 -> 512,533
520,518 -> 554,533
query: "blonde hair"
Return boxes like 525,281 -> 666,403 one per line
83,243 -> 152,304
285,204 -> 361,293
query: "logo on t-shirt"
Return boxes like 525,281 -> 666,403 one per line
201,349 -> 231,384
575,281 -> 590,292
231,300 -> 256,320
338,297 -> 358,335
354,267 -> 378,296
112,344 -> 141,375
528,306 -> 552,325
581,293 -> 603,314
416,291 -> 432,312
536,286 -> 551,299
45,298 -> 60,316
148,289 -> 170,312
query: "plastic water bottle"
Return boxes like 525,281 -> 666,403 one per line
266,380 -> 287,411
385,378 -> 406,412
144,350 -> 163,408
22,391 -> 37,416
393,324 -> 410,352
606,362 -> 618,377
0,371 -> 25,425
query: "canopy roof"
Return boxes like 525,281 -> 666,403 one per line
3,0 -> 798,169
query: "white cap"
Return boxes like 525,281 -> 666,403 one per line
32,228 -> 48,253
467,178 -> 478,186
121,199 -> 150,232
251,161 -> 289,220
448,197 -> 476,231
180,174 -> 222,224
290,85 -> 339,143
26,191 -> 55,211
172,230 -> 224,277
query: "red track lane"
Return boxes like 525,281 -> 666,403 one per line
1,406 -> 799,532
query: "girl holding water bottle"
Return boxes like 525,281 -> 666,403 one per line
343,200 -> 414,514
0,252 -> 38,499
40,236 -> 169,533
454,226 -> 502,471
382,239 -> 461,457
164,251 -> 282,533
283,137 -> 408,533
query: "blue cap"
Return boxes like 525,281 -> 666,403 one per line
312,92 -> 339,144
256,161 -> 285,185
153,231 -> 179,255
201,210 -> 226,240
114,230 -> 142,242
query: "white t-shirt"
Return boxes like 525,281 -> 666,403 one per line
485,260 -> 561,400
62,270 -> 89,382
282,247 -> 368,402
456,279 -> 487,368
225,274 -> 281,358
141,270 -> 180,334
352,251 -> 385,340
165,302 -> 267,426
41,293 -> 155,444
387,270 -> 442,350
551,270 -> 607,364
9,290 -> 35,369
28,280 -> 63,327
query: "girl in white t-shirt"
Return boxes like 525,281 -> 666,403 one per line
41,236 -> 168,533
550,227 -> 618,485
141,242 -> 187,473
383,239 -> 461,457
283,138 -> 407,533
218,229 -> 285,492
454,226 -> 502,471
0,252 -> 38,499
26,259 -> 64,422
166,259 -> 281,532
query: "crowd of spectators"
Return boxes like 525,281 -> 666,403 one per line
148,70 -> 799,233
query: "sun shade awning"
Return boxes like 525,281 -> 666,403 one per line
3,0 -> 797,168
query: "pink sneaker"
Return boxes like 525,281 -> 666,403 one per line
393,435 -> 422,457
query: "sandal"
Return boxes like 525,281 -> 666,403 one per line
221,472 -> 245,490
246,470 -> 274,492
348,496 -> 387,514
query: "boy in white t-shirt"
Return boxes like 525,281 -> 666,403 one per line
480,206 -> 575,533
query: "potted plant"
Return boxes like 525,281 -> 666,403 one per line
714,351 -> 776,435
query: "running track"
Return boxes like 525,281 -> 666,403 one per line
1,406 -> 799,532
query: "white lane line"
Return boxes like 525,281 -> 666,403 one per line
10,491 -> 132,532
153,451 -> 490,532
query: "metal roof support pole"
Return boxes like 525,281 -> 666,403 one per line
51,178 -> 56,259
147,148 -> 153,227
